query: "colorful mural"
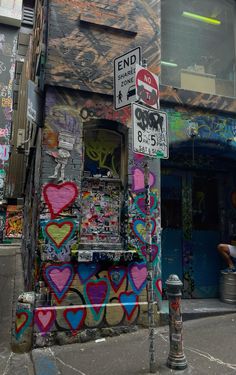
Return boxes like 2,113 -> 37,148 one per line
34,86 -> 162,341
5,205 -> 23,238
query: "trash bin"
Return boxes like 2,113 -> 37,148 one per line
219,272 -> 236,304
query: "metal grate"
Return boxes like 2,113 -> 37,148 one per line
22,6 -> 35,26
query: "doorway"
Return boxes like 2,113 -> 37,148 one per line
161,168 -> 224,298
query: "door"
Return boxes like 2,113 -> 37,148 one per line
161,169 -> 223,298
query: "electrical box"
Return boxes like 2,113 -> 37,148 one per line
17,129 -> 25,148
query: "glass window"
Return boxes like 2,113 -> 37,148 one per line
161,0 -> 236,98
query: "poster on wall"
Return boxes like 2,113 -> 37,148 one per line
5,205 -> 23,238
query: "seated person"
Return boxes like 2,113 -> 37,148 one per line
217,243 -> 236,273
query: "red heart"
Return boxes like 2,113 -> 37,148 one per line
15,312 -> 28,334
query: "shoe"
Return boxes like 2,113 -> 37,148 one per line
221,267 -> 236,273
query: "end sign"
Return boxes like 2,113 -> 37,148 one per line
114,47 -> 141,110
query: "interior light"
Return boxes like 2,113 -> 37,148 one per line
182,11 -> 221,25
161,61 -> 178,67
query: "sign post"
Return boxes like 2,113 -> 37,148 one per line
133,60 -> 168,374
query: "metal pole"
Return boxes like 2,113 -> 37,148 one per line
166,274 -> 187,370
144,160 -> 156,373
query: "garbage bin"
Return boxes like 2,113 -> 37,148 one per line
219,272 -> 236,304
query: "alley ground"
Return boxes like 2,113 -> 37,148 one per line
2,244 -> 236,374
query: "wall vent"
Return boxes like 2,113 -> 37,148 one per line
22,6 -> 35,26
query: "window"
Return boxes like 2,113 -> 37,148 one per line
80,124 -> 127,249
161,0 -> 236,98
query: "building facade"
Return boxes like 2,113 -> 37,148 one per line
12,0 -> 236,347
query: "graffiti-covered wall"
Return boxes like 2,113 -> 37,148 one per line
0,25 -> 17,200
28,87 -> 162,345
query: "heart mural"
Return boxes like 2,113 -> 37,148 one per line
108,266 -> 127,293
84,278 -> 110,321
42,182 -> 78,218
128,262 -> 147,294
132,218 -> 156,244
77,263 -> 100,284
154,278 -> 162,300
43,219 -> 76,251
134,193 -> 157,216
140,244 -> 159,262
15,309 -> 33,340
132,167 -> 155,193
34,309 -> 56,335
119,291 -> 138,320
43,263 -> 74,303
63,307 -> 87,335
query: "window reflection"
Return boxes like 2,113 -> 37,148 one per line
161,0 -> 236,97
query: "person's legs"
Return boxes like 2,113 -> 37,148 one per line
217,243 -> 235,270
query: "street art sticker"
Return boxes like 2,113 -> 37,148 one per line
119,291 -> 138,320
42,182 -> 78,218
77,262 -> 100,284
15,309 -> 33,340
0,144 -> 10,161
43,263 -> 74,303
84,278 -> 110,321
108,266 -> 127,293
43,219 -> 76,252
63,307 -> 87,335
34,309 -> 56,336
154,278 -> 162,301
131,167 -> 155,193
128,262 -> 147,295
47,131 -> 76,181
5,205 -> 23,238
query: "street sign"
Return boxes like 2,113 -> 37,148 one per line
132,103 -> 169,158
135,64 -> 160,109
114,47 -> 141,110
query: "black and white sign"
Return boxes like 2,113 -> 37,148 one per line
27,80 -> 43,126
132,103 -> 169,158
114,47 -> 141,110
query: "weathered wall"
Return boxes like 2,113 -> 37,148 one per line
0,25 -> 17,200
45,0 -> 160,93
28,87 -> 162,344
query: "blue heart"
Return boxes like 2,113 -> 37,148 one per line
77,263 -> 100,284
66,310 -> 84,330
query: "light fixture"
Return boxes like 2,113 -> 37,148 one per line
161,61 -> 178,67
182,11 -> 221,25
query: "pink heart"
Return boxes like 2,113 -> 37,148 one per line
49,268 -> 71,292
34,309 -> 56,334
43,182 -> 78,218
132,168 -> 155,192
128,262 -> 147,293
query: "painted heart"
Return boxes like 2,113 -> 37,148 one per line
128,262 -> 147,294
141,244 -> 159,262
34,309 -> 56,335
132,167 -> 155,193
154,278 -> 162,300
132,218 -> 156,244
77,263 -> 100,284
42,182 -> 78,218
15,310 -> 32,339
134,193 -> 157,216
119,291 -> 138,320
108,266 -> 127,293
63,307 -> 87,334
44,219 -> 76,250
84,278 -> 110,320
43,263 -> 74,303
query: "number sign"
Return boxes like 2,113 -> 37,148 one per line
132,103 -> 169,158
